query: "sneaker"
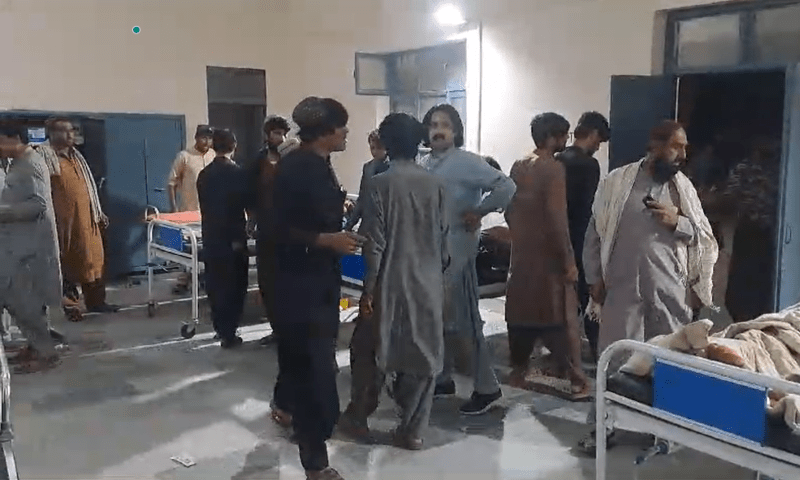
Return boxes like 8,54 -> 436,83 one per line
220,336 -> 244,349
459,390 -> 502,416
434,379 -> 456,398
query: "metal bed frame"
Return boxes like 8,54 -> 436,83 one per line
0,342 -> 19,480
145,207 -> 257,339
596,339 -> 800,480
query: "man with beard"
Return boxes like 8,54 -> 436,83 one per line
505,113 -> 590,401
556,112 -> 610,362
578,120 -> 718,454
37,117 -> 119,315
272,97 -> 361,480
246,115 -> 299,346
167,125 -> 216,294
420,104 -> 516,416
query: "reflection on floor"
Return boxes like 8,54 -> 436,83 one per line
7,276 -> 755,479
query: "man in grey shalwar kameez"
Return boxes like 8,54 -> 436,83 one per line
578,120 -> 718,454
0,123 -> 63,374
339,113 -> 449,450
420,104 -> 516,415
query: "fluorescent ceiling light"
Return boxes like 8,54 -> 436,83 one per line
434,3 -> 466,27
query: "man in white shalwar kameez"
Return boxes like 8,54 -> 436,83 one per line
578,120 -> 718,454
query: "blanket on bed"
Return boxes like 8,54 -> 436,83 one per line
620,303 -> 800,431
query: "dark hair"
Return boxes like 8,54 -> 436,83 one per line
263,115 -> 290,135
378,113 -> 426,160
367,129 -> 382,145
212,128 -> 237,154
574,111 -> 610,142
484,156 -> 501,172
530,113 -> 570,149
45,116 -> 73,135
0,122 -> 29,144
422,104 -> 464,148
648,120 -> 684,152
293,97 -> 349,143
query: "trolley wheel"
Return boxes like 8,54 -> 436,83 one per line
147,302 -> 157,318
180,324 -> 196,339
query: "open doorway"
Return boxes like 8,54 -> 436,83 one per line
677,71 -> 785,323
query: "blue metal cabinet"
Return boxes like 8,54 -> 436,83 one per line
103,115 -> 185,277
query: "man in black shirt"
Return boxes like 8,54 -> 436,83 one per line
556,111 -> 610,362
272,96 -> 361,480
196,128 -> 249,349
343,129 -> 388,231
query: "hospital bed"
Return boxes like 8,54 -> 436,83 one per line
596,339 -> 800,480
0,342 -> 19,480
144,207 -> 258,339
342,195 -> 510,299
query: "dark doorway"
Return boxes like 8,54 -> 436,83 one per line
208,103 -> 265,166
677,71 -> 785,323
206,67 -> 267,168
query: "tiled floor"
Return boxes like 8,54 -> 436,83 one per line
6,275 -> 756,479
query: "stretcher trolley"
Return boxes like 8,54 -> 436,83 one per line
145,208 -> 205,339
145,208 -> 259,339
0,342 -> 19,480
596,340 -> 800,480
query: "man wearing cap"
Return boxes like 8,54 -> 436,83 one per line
167,125 -> 215,294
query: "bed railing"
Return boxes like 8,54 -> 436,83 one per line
596,339 -> 800,480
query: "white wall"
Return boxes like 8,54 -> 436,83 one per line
0,0 -> 736,190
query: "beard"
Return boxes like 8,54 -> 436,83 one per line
652,156 -> 681,184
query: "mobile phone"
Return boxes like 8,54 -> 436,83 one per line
643,195 -> 656,208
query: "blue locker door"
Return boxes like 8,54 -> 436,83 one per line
776,64 -> 800,309
103,115 -> 185,277
140,117 -> 185,212
609,75 -> 677,171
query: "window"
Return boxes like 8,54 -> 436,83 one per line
355,54 -> 390,95
676,15 -> 742,69
755,3 -> 800,64
665,0 -> 800,73
356,41 -> 467,131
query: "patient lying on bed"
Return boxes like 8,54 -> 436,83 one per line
613,303 -> 800,440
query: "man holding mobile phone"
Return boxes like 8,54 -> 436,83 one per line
578,120 -> 718,455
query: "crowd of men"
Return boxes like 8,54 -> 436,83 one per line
0,91 -> 720,478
